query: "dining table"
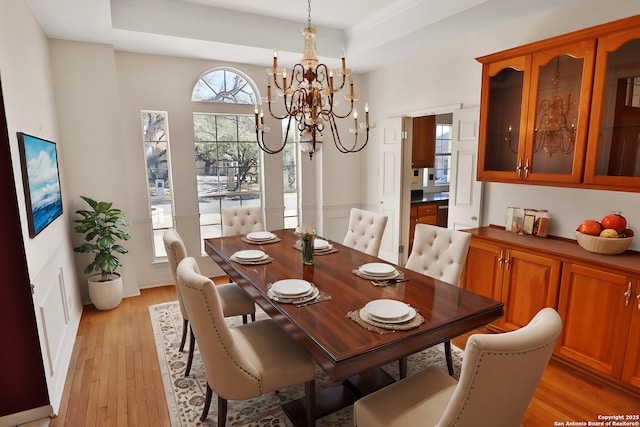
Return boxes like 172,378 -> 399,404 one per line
204,228 -> 503,426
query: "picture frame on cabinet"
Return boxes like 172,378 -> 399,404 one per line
17,132 -> 63,238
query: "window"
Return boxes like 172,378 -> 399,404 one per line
191,68 -> 263,249
141,111 -> 174,258
192,69 -> 256,104
282,121 -> 300,229
434,122 -> 452,185
193,113 -> 261,244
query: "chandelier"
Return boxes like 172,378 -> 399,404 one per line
254,0 -> 374,160
533,57 -> 576,156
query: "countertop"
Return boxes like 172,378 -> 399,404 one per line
410,191 -> 449,204
464,225 -> 640,275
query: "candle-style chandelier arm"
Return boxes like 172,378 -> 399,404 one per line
327,100 -> 355,119
255,128 -> 286,155
328,114 -> 370,154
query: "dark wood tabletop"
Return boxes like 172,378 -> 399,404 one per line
204,229 -> 503,381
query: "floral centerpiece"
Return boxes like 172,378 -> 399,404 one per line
296,226 -> 316,265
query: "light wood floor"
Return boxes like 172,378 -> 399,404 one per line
50,285 -> 639,426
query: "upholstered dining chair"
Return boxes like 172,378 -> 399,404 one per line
342,208 -> 388,257
405,223 -> 471,375
354,307 -> 562,427
163,229 -> 256,377
221,205 -> 265,236
176,257 -> 317,426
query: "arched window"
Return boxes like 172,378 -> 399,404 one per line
191,68 -> 266,245
192,69 -> 256,104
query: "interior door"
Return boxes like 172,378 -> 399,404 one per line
449,107 -> 483,230
377,117 -> 403,263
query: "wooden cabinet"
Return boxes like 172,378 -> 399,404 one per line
584,27 -> 640,189
409,203 -> 437,251
556,263 -> 632,378
477,55 -> 530,182
622,281 -> 640,388
462,237 -> 561,332
557,263 -> 640,390
411,115 -> 435,168
478,40 -> 595,184
462,226 -> 640,392
477,15 -> 640,192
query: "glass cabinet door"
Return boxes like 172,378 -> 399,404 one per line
585,28 -> 640,188
524,41 -> 595,183
478,56 -> 531,181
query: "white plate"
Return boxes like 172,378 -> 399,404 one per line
364,299 -> 410,320
361,307 -> 417,324
233,249 -> 266,261
360,263 -> 397,276
269,287 -> 319,304
246,231 -> 275,241
314,239 -> 331,250
272,286 -> 314,298
271,279 -> 312,296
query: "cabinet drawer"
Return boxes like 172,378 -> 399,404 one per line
417,204 -> 437,216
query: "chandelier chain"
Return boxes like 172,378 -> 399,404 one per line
307,0 -> 312,29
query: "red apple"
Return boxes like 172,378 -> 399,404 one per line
620,228 -> 634,238
576,220 -> 602,236
601,213 -> 627,234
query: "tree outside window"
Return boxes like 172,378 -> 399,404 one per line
142,110 -> 174,258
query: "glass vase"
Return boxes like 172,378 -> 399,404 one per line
301,236 -> 315,265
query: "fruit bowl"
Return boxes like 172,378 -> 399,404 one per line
575,231 -> 633,255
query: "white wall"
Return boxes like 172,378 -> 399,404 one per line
363,0 -> 640,251
0,0 -> 82,415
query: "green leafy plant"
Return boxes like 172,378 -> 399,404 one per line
74,196 -> 131,281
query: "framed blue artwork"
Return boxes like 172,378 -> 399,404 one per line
17,132 -> 63,238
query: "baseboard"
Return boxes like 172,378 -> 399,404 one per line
0,405 -> 53,427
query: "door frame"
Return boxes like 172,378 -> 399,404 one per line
399,103 -> 462,264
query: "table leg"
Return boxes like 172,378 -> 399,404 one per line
281,368 -> 396,426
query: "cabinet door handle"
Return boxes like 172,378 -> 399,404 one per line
498,250 -> 504,269
504,250 -> 511,270
516,159 -> 522,178
624,281 -> 632,306
524,159 -> 530,178
636,293 -> 640,311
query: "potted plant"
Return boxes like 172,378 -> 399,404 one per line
74,196 -> 131,310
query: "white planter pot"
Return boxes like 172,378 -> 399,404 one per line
88,273 -> 123,310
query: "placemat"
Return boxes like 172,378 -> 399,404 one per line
292,241 -> 339,255
352,268 -> 403,282
266,283 -> 332,307
347,307 -> 424,334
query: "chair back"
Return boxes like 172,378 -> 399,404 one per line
163,228 -> 189,319
405,223 -> 471,286
342,208 -> 388,257
436,307 -> 562,427
221,206 -> 265,236
176,257 -> 262,400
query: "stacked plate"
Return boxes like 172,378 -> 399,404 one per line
358,262 -> 400,280
246,231 -> 277,243
232,249 -> 268,262
362,299 -> 417,324
268,279 -> 319,304
313,238 -> 333,252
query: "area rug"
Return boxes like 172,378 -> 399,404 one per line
149,301 -> 462,426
